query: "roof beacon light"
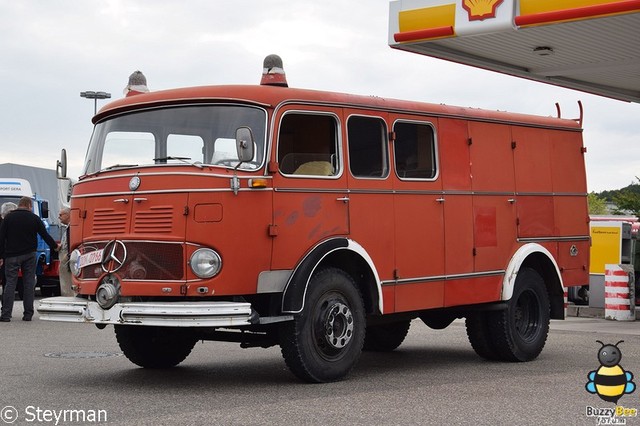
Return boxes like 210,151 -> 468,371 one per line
124,70 -> 150,97
260,54 -> 288,87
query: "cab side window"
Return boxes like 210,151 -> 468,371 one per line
393,121 -> 437,179
347,116 -> 388,178
278,113 -> 339,177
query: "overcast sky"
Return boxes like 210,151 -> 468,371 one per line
1,1 -> 638,192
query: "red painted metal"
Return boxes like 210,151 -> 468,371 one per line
393,26 -> 455,43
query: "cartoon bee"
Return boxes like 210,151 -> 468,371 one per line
586,340 -> 636,403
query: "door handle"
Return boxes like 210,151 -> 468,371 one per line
435,198 -> 445,203
113,198 -> 129,204
336,197 -> 349,203
133,197 -> 148,203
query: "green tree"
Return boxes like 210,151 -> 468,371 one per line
587,192 -> 608,215
613,176 -> 640,219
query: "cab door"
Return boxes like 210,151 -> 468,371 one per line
271,107 -> 349,270
343,111 -> 395,312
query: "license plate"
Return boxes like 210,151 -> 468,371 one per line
78,248 -> 104,269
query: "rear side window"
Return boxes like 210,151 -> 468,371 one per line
393,121 -> 437,180
347,116 -> 388,178
278,113 -> 339,177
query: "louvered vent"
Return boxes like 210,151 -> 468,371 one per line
93,209 -> 127,235
134,206 -> 173,233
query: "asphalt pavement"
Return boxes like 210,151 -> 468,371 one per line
1,297 -> 639,426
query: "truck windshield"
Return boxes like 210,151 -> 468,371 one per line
0,196 -> 20,211
82,105 -> 267,175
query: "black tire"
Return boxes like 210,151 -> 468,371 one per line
465,312 -> 501,361
115,325 -> 197,368
40,285 -> 60,297
467,268 -> 550,362
363,320 -> 411,352
40,280 -> 60,297
490,267 -> 550,361
40,286 -> 54,297
477,267 -> 550,362
279,267 -> 365,383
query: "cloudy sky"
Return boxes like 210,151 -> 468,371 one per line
0,0 -> 638,192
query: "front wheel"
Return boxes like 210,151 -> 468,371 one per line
279,267 -> 365,383
115,325 -> 197,368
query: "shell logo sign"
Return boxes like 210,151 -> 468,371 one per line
390,0 -> 516,42
462,0 -> 504,21
391,0 -> 640,45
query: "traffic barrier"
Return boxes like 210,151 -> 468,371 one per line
604,264 -> 636,321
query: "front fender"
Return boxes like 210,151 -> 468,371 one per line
281,238 -> 383,314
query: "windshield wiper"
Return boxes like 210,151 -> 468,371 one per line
103,164 -> 138,171
153,156 -> 203,168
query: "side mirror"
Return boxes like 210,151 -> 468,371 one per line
41,200 -> 49,219
235,127 -> 255,164
56,149 -> 68,179
58,178 -> 74,206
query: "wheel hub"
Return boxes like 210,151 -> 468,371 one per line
324,302 -> 354,349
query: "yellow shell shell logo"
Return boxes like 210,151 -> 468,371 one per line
462,0 -> 504,21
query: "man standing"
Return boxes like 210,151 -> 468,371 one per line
58,207 -> 73,297
0,197 -> 59,322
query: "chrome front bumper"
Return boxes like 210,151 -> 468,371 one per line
37,297 -> 255,327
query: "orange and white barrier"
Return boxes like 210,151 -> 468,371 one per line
604,264 -> 636,321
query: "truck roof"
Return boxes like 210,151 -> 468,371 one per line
95,84 -> 582,131
0,178 -> 33,198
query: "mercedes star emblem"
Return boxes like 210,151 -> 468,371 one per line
129,176 -> 141,191
101,240 -> 127,273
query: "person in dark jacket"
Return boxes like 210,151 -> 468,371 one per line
0,202 -> 18,293
0,197 -> 59,322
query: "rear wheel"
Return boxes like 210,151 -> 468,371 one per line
466,267 -> 550,362
465,312 -> 501,360
363,320 -> 411,352
491,268 -> 550,361
115,325 -> 197,368
279,267 -> 365,383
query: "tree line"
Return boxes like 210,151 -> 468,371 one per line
588,177 -> 640,218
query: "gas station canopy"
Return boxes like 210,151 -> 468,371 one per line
389,0 -> 640,102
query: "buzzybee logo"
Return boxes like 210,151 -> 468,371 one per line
585,340 -> 636,403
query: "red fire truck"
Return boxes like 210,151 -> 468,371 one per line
39,56 -> 589,382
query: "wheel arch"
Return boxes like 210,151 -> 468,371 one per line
281,238 -> 383,315
502,243 -> 565,320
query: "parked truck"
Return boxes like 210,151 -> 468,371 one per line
38,56 -> 589,382
0,178 -> 60,297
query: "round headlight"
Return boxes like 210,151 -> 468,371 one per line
189,248 -> 222,279
69,249 -> 82,277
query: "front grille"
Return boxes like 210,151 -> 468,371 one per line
80,241 -> 184,281
134,206 -> 174,233
93,209 -> 127,235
